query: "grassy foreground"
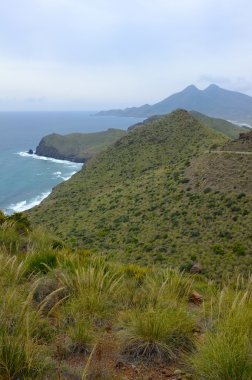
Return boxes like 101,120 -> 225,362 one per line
0,211 -> 251,379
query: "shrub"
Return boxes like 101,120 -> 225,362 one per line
180,261 -> 193,273
191,314 -> 252,380
24,251 -> 58,275
0,224 -> 22,254
203,187 -> 212,194
212,245 -> 225,255
0,335 -> 46,380
67,319 -> 95,354
122,263 -> 149,283
120,307 -> 195,361
232,242 -> 246,256
60,262 -> 123,319
8,212 -> 31,234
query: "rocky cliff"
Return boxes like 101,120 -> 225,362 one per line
35,129 -> 127,162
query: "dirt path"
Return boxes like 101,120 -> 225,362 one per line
207,150 -> 252,155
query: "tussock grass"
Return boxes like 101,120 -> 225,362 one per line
191,278 -> 252,379
0,211 -> 252,378
120,307 -> 195,361
23,250 -> 58,275
60,261 -> 123,319
0,335 -> 44,380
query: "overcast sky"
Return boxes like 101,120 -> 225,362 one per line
0,0 -> 252,110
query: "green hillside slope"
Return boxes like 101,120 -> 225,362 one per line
28,110 -> 252,280
35,128 -> 127,162
190,111 -> 250,139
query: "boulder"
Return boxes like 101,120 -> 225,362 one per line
189,291 -> 203,305
190,263 -> 202,274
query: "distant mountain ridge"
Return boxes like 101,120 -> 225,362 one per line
98,84 -> 252,123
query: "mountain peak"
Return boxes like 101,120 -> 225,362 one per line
205,84 -> 220,91
183,84 -> 199,92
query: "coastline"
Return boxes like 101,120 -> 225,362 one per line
4,152 -> 83,215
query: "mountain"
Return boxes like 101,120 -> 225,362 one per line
28,110 -> 252,279
98,84 -> 252,122
35,128 -> 127,162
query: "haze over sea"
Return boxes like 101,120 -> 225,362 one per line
0,112 -> 142,214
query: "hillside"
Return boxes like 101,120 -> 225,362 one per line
98,84 -> 252,123
35,128 -> 127,162
129,111 -> 249,139
187,130 -> 252,193
190,111 -> 250,139
28,110 -> 252,280
222,129 -> 252,152
187,152 -> 252,194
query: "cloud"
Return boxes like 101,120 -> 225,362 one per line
0,0 -> 252,109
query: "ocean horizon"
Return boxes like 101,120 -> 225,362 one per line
0,111 -> 143,214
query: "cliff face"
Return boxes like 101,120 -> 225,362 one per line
36,136 -> 88,162
35,129 -> 127,163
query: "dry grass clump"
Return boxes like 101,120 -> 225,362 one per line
1,212 -> 252,378
191,278 -> 252,380
120,306 -> 195,361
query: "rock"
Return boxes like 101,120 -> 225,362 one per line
189,290 -> 203,305
239,131 -> 252,141
27,149 -> 33,154
190,263 -> 202,274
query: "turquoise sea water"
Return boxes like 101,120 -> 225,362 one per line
0,112 -> 142,214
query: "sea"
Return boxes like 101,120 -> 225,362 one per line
0,112 -> 143,214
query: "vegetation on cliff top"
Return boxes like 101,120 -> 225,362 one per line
35,128 -> 127,162
129,111 -> 248,140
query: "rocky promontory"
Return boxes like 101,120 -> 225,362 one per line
35,129 -> 127,163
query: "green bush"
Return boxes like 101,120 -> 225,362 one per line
233,242 -> 246,256
120,307 -> 195,361
212,245 -> 225,255
67,318 -> 95,354
24,251 -> 58,275
122,263 -> 149,283
0,335 -> 45,380
192,316 -> 252,380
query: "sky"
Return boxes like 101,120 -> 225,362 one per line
0,0 -> 252,110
